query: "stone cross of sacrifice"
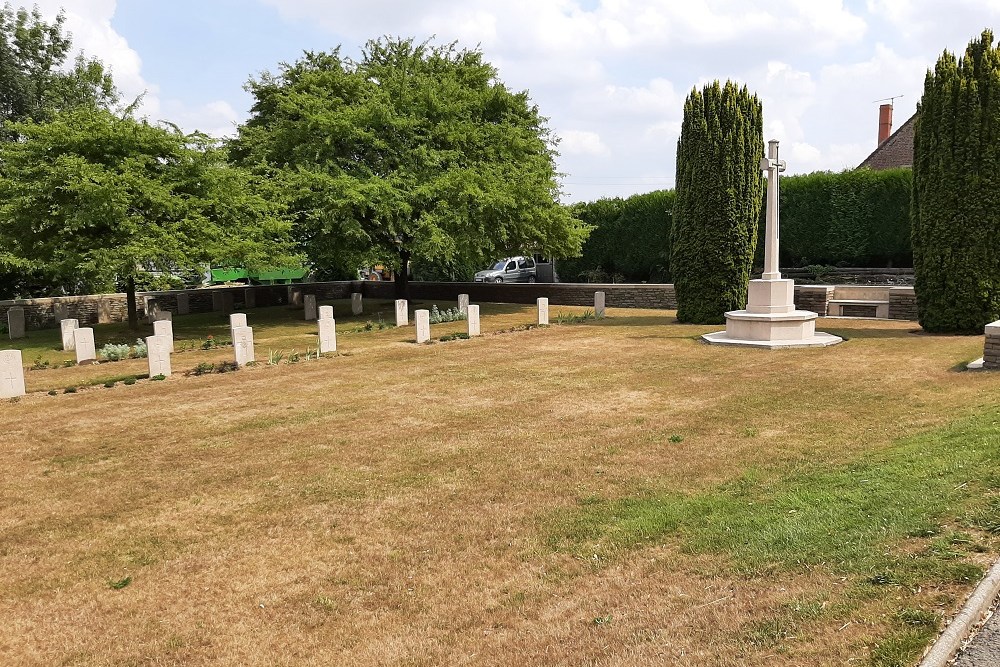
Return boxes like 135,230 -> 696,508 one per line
760,139 -> 787,281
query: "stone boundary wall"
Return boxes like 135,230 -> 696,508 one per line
985,321 -> 1000,370
888,287 -> 918,321
2,281 -> 924,332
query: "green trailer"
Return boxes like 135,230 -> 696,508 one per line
210,266 -> 309,285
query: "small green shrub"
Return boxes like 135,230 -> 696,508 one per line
123,378 -> 136,386
132,338 -> 148,358
61,359 -> 74,368
103,381 -> 115,388
216,360 -> 239,373
150,374 -> 166,381
555,310 -> 596,324
63,386 -> 77,394
47,389 -> 57,396
31,356 -> 50,370
99,342 -> 132,362
201,335 -> 217,350
429,304 -> 466,324
192,362 -> 215,376
669,434 -> 684,443
439,332 -> 470,342
108,575 -> 132,590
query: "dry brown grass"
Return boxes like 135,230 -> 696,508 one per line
1,305 -> 997,666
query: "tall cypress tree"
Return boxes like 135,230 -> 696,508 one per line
913,30 -> 1000,333
671,81 -> 764,324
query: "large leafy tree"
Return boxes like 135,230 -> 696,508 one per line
230,37 -> 589,295
0,3 -> 115,138
671,81 -> 764,324
0,107 -> 297,327
912,30 -> 1000,333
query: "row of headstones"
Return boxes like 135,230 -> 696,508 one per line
1,292 -> 610,397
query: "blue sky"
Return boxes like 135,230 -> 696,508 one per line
35,0 -> 1000,202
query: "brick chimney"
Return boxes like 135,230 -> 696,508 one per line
878,103 -> 893,145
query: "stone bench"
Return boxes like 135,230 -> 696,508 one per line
827,299 -> 889,319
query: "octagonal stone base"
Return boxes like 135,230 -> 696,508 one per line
702,309 -> 844,349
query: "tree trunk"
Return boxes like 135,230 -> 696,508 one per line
126,276 -> 138,330
394,249 -> 411,299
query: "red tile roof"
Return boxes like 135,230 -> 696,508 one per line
857,113 -> 916,170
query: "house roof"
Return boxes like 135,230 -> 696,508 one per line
857,113 -> 916,170
858,114 -> 917,171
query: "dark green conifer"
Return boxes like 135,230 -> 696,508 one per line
671,81 -> 764,324
912,30 -> 1000,333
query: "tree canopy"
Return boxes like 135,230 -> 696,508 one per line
0,106 -> 297,326
231,37 -> 589,293
0,4 -> 116,139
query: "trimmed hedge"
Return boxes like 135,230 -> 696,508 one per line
558,190 -> 674,283
769,168 -> 912,269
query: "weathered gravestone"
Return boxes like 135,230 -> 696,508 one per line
213,290 -> 235,315
351,293 -> 363,316
153,319 -> 174,353
395,299 -> 408,327
145,297 -> 163,324
467,304 -> 481,337
595,291 -> 606,318
244,288 -> 256,309
146,335 -> 172,377
61,319 -> 79,351
304,294 -> 317,321
233,326 -> 255,367
458,294 -> 470,315
73,328 -> 96,364
0,349 -> 25,398
176,293 -> 190,315
537,298 -> 549,326
229,313 -> 247,342
318,318 -> 337,354
97,298 -> 114,324
53,302 -> 69,322
7,307 -> 25,340
319,305 -> 334,321
288,287 -> 303,307
415,309 -> 430,343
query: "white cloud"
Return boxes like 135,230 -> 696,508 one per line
560,130 -> 611,156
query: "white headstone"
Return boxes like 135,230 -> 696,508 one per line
7,307 -> 25,339
60,319 -> 79,351
319,305 -> 334,320
458,294 -> 470,315
595,291 -> 606,318
146,335 -> 172,377
351,292 -> 363,316
154,310 -> 173,322
0,349 -> 25,398
415,309 -> 430,343
537,298 -> 549,325
176,293 -> 190,315
233,326 -> 255,367
153,319 -> 174,353
395,299 -> 408,326
467,304 -> 481,337
318,317 -> 337,353
304,294 -> 317,321
229,313 -> 247,342
73,327 -> 96,364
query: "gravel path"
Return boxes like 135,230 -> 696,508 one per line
953,609 -> 1000,667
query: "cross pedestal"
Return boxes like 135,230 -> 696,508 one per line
703,140 -> 842,349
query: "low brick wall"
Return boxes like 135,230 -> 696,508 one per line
3,279 -> 923,332
985,321 -> 1000,370
888,287 -> 918,321
795,286 -> 833,316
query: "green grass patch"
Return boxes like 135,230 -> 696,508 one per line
548,410 -> 1000,584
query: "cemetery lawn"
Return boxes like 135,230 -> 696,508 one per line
2,304 -> 999,666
